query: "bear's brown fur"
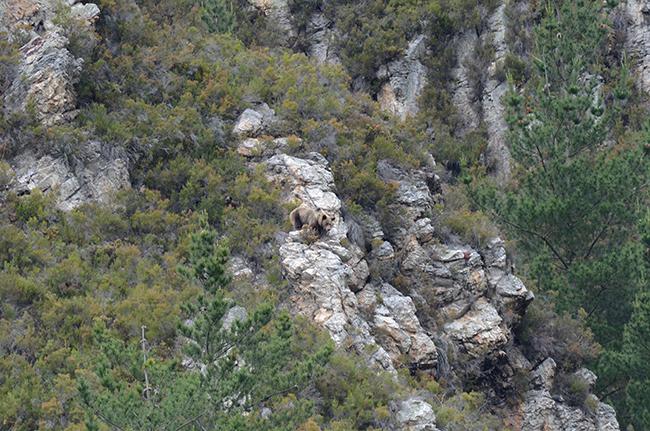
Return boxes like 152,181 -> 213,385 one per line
289,206 -> 334,236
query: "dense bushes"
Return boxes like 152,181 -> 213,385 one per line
516,296 -> 601,371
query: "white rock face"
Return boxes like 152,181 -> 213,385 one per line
521,360 -> 620,431
451,4 -> 512,183
444,298 -> 507,357
482,3 -> 512,183
1,0 -> 130,210
248,0 -> 295,43
70,2 -> 100,23
4,31 -> 83,126
264,152 -> 438,372
377,35 -> 428,120
374,158 -> 534,364
391,397 -> 440,431
625,0 -> 650,94
307,13 -> 340,65
357,283 -> 437,367
265,153 -> 340,212
451,29 -> 481,133
233,108 -> 264,137
10,143 -> 130,211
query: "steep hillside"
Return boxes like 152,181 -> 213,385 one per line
1,1 -> 648,430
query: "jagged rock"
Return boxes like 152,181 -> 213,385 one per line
371,241 -> 395,260
266,152 -> 440,372
70,2 -> 100,24
522,390 -> 621,431
0,0 -> 124,210
265,152 -> 340,212
357,283 -> 437,367
482,236 -> 508,269
237,136 -> 297,158
248,0 -> 294,43
372,161 -> 536,372
391,397 -> 439,431
377,160 -> 439,244
401,240 -> 489,321
268,152 -> 393,370
306,13 -> 340,65
280,239 -> 394,370
377,35 -> 428,120
0,0 -> 41,41
522,358 -> 620,431
346,257 -> 369,292
444,298 -> 508,357
594,402 -> 620,431
625,0 -> 650,94
4,32 -> 83,126
411,218 -> 435,244
530,358 -> 557,391
232,103 -> 277,138
233,109 -> 264,137
222,306 -> 248,332
483,238 -> 534,320
9,142 -> 130,211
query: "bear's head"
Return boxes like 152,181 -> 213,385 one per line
318,212 -> 334,233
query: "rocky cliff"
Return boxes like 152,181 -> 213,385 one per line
230,102 -> 619,430
0,0 -> 632,429
1,0 -> 129,210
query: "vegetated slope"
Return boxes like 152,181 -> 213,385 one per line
0,0 -> 648,430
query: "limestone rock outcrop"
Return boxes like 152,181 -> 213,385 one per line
1,0 -> 129,210
9,142 -> 130,211
450,3 -> 512,182
3,30 -> 82,126
481,3 -> 512,183
624,0 -> 650,94
521,359 -> 620,431
390,397 -> 440,431
232,103 -> 279,138
263,152 -> 439,372
377,35 -> 428,120
306,13 -> 340,65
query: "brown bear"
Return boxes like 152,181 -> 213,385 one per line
289,206 -> 334,236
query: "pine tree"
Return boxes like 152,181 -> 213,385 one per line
79,214 -> 333,430
472,1 -> 649,425
200,0 -> 236,34
599,213 -> 650,429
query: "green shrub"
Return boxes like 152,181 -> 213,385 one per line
554,372 -> 591,409
14,191 -> 53,225
516,296 -> 601,371
0,32 -> 18,94
433,391 -> 504,430
494,53 -> 529,85
316,352 -> 396,429
438,185 -> 498,248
